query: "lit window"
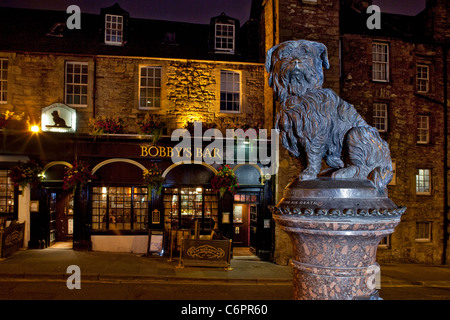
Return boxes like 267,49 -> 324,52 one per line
105,14 -> 123,45
417,115 -> 430,144
65,62 -> 88,107
372,43 -> 389,82
0,170 -> 14,214
91,186 -> 148,231
220,70 -> 240,112
416,64 -> 429,93
416,169 -> 431,195
415,222 -> 432,242
0,59 -> 8,103
139,66 -> 161,109
215,23 -> 235,53
373,103 -> 388,132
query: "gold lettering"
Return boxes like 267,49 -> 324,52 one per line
159,146 -> 166,157
148,146 -> 159,157
185,147 -> 192,157
196,148 -> 203,158
167,147 -> 173,157
213,148 -> 221,159
175,147 -> 183,157
203,148 -> 212,158
140,146 -> 148,157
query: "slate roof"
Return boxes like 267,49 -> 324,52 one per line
0,6 -> 258,62
339,5 -> 431,43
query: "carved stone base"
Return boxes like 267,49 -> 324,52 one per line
270,178 -> 406,300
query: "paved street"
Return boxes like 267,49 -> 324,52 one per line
0,248 -> 449,302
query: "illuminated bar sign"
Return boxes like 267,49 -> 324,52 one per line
140,145 -> 221,159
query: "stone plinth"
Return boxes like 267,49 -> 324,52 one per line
270,178 -> 406,300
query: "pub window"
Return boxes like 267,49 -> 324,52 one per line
215,23 -> 235,53
417,115 -> 430,144
0,59 -> 8,103
415,222 -> 432,242
220,70 -> 240,112
91,186 -> 148,231
372,43 -> 389,82
415,169 -> 431,195
416,64 -> 429,93
139,66 -> 161,109
65,62 -> 88,107
373,103 -> 388,132
164,187 -> 218,231
0,170 -> 14,214
105,14 -> 124,45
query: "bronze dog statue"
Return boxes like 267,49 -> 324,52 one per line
266,40 -> 393,192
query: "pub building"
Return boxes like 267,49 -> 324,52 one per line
0,5 -> 275,260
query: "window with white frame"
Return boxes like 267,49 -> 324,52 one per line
415,222 -> 432,242
416,169 -> 431,195
416,64 -> 429,93
373,103 -> 388,132
215,23 -> 235,53
0,59 -> 7,103
65,62 -> 88,107
372,43 -> 389,82
220,70 -> 240,112
105,14 -> 124,45
139,66 -> 161,109
417,115 -> 430,144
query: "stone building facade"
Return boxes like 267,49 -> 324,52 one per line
258,0 -> 450,264
0,5 -> 274,257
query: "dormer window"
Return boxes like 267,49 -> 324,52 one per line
211,13 -> 239,54
215,23 -> 235,53
105,14 -> 123,45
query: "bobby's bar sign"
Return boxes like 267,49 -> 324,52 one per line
140,145 -> 221,160
140,122 -> 280,176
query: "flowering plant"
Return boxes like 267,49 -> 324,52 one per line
9,160 -> 43,188
0,110 -> 29,130
143,162 -> 164,195
63,161 -> 95,192
136,114 -> 165,143
89,116 -> 125,135
211,165 -> 239,197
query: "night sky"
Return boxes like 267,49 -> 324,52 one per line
1,0 -> 427,24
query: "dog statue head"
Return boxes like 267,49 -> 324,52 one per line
265,40 -> 330,101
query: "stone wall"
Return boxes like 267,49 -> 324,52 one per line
0,52 -> 267,135
341,34 -> 447,264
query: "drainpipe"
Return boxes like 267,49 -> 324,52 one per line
443,44 -> 448,265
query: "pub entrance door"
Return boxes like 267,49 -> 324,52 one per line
232,194 -> 259,247
48,190 -> 73,246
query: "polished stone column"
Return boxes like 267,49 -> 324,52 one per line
271,178 -> 405,300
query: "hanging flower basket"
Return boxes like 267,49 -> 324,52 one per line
211,165 -> 239,198
88,116 -> 125,136
0,110 -> 29,131
136,114 -> 165,143
63,161 -> 95,193
9,160 -> 43,189
143,162 -> 164,195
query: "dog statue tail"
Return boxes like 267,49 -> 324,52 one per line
342,125 -> 394,193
